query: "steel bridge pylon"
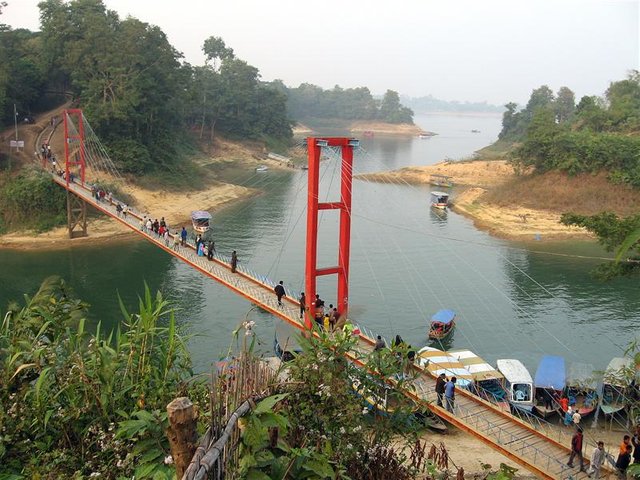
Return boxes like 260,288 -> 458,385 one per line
304,137 -> 358,329
63,109 -> 88,238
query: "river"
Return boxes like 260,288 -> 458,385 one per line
1,113 -> 638,374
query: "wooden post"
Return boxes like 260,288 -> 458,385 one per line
166,397 -> 198,479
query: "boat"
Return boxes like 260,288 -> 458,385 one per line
273,321 -> 302,362
430,191 -> 449,210
600,357 -> 635,416
449,349 -> 509,412
428,309 -> 456,341
255,165 -> 268,172
471,129 -> 481,133
533,355 -> 565,418
418,132 -> 434,139
429,174 -> 454,188
191,210 -> 212,233
496,359 -> 534,413
416,347 -> 474,388
564,362 -> 598,417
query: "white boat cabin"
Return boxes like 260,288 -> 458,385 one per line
496,359 -> 534,412
430,191 -> 449,209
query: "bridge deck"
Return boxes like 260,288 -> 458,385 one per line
53,176 -> 591,479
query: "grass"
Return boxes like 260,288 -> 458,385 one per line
484,170 -> 640,217
473,139 -> 513,160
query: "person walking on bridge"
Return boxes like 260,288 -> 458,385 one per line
298,292 -> 306,319
274,281 -> 286,306
435,373 -> 446,408
180,227 -> 187,247
587,441 -> 605,478
568,427 -> 585,472
207,241 -> 215,260
230,251 -> 238,273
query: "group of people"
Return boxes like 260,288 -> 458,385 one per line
194,234 -> 216,260
435,373 -> 458,413
567,424 -> 640,478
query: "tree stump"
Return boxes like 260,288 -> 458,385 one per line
166,397 -> 198,479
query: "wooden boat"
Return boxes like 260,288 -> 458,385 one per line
564,362 -> 598,417
496,359 -> 534,413
449,349 -> 510,412
255,165 -> 268,172
429,174 -> 454,188
533,355 -> 565,418
416,347 -> 473,388
428,309 -> 456,341
191,210 -> 212,233
600,357 -> 634,416
273,321 -> 302,362
430,191 -> 449,210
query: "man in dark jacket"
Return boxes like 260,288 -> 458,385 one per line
274,281 -> 286,306
615,444 -> 632,478
568,427 -> 585,471
435,373 -> 446,407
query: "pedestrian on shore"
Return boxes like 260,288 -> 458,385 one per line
444,376 -> 456,413
180,227 -> 187,246
230,251 -> 238,273
274,281 -> 286,306
615,444 -> 632,479
298,292 -> 306,319
435,373 -> 446,407
374,335 -> 385,351
567,427 -> 585,472
586,441 -> 605,478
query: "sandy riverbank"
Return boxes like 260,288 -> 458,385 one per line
356,160 -> 596,241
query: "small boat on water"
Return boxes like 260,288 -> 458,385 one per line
430,191 -> 449,210
496,359 -> 534,413
274,321 -> 302,362
416,347 -> 474,388
429,174 -> 454,188
449,349 -> 509,412
471,129 -> 481,133
255,165 -> 268,172
533,355 -> 566,418
600,357 -> 635,416
564,362 -> 598,417
418,132 -> 434,139
191,210 -> 212,233
428,309 -> 456,341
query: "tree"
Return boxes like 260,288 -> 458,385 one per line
378,89 -> 414,124
555,86 -> 575,123
605,70 -> 640,131
202,35 -> 234,69
499,102 -> 520,140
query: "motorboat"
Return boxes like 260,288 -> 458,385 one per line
430,191 -> 449,209
416,347 -> 473,388
600,357 -> 635,416
191,210 -> 212,233
496,359 -> 534,413
429,174 -> 454,188
564,362 -> 598,417
428,309 -> 456,341
255,165 -> 268,172
449,349 -> 509,412
533,355 -> 565,418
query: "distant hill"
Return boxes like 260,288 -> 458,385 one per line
402,95 -> 504,113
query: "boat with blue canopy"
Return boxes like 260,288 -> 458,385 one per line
428,309 -> 456,341
533,355 -> 566,418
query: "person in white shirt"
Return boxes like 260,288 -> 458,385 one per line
587,441 -> 605,478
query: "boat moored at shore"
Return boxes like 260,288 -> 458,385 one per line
496,359 -> 534,413
533,355 -> 566,418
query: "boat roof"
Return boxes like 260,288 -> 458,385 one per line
534,355 -> 566,389
191,210 -> 212,220
603,357 -> 634,387
449,349 -> 504,382
431,309 -> 455,325
430,191 -> 449,197
496,359 -> 533,384
417,347 -> 473,387
567,362 -> 597,390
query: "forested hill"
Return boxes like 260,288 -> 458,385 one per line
498,72 -> 640,187
403,95 -> 503,113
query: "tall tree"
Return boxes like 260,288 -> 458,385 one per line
378,89 -> 413,124
555,86 -> 575,123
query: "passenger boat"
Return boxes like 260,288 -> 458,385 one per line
496,359 -> 534,413
416,347 -> 473,388
255,165 -> 268,172
600,357 -> 635,416
429,174 -> 454,188
533,355 -> 565,418
191,210 -> 212,233
430,191 -> 449,210
428,309 -> 456,341
564,362 -> 598,417
273,321 -> 302,362
449,349 -> 509,412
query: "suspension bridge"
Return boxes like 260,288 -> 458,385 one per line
34,109 -> 598,479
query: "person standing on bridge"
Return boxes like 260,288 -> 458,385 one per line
207,241 -> 215,260
173,231 -> 180,251
231,251 -> 238,273
274,281 -> 286,306
567,426 -> 585,472
180,227 -> 187,247
444,377 -> 456,413
298,292 -> 306,319
435,373 -> 446,408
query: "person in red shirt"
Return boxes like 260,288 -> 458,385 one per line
567,427 -> 584,471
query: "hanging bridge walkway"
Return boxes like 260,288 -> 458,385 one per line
36,111 -> 594,480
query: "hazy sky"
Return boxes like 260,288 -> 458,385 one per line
3,0 -> 639,105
